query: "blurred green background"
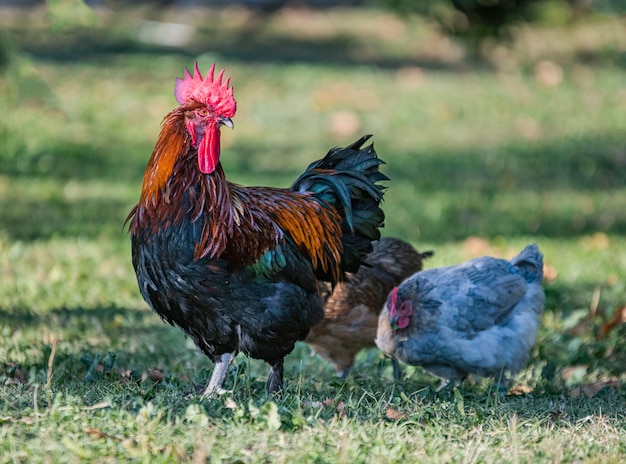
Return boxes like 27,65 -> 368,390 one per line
1,0 -> 625,399
2,0 -> 625,242
1,1 -> 626,461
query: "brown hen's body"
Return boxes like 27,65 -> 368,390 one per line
306,237 -> 433,378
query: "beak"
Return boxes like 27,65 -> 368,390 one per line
220,117 -> 234,129
388,312 -> 398,331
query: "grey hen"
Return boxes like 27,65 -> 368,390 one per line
375,243 -> 545,391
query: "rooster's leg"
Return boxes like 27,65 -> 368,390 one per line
266,359 -> 284,394
201,352 -> 235,397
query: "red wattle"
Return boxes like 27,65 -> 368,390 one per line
198,126 -> 220,174
397,316 -> 410,329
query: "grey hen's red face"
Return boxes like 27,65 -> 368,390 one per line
388,287 -> 412,330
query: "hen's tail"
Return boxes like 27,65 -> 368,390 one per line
510,243 -> 544,284
364,237 -> 434,282
291,135 -> 388,280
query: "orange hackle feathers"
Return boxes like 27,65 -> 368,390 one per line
134,108 -> 190,210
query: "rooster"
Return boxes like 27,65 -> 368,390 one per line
306,237 -> 432,379
376,244 -> 545,391
127,63 -> 387,396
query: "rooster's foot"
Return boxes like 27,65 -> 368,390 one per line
201,352 -> 235,398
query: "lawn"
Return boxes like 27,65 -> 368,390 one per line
1,3 -> 626,463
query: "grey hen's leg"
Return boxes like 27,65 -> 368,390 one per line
493,371 -> 510,394
435,375 -> 465,392
202,351 -> 235,397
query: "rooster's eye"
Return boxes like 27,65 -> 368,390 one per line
197,108 -> 209,117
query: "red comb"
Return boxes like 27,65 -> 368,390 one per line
174,62 -> 236,117
389,287 -> 398,313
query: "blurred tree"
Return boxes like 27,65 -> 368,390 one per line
592,0 -> 626,13
0,33 -> 13,72
0,1 -> 96,105
384,0 -> 541,41
45,0 -> 98,31
382,0 -> 624,48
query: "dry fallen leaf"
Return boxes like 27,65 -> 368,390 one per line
224,397 -> 238,410
396,66 -> 425,89
561,365 -> 588,381
581,232 -> 610,251
509,384 -> 534,395
147,367 -> 164,383
543,263 -> 558,283
335,401 -> 347,417
329,111 -> 360,138
606,274 -> 620,286
534,60 -> 563,87
141,367 -> 164,383
85,428 -> 109,439
570,380 -> 620,398
462,236 -> 496,258
515,114 -> 541,140
84,428 -> 126,442
598,305 -> 626,339
82,402 -> 111,411
385,407 -> 408,421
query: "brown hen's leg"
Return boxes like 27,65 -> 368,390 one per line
266,359 -> 284,394
391,358 -> 403,381
201,351 -> 235,397
337,366 -> 352,379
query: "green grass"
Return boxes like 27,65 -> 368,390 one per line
1,5 -> 626,463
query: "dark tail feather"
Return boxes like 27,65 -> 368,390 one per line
291,135 -> 388,279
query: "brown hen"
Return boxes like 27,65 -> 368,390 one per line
306,237 -> 433,379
